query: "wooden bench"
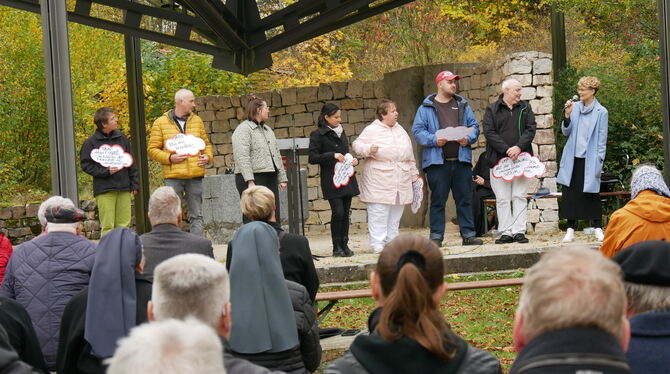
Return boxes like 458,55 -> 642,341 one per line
315,277 -> 524,323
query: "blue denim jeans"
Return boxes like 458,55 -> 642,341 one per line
425,161 -> 476,240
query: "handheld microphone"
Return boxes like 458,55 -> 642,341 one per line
572,95 -> 579,102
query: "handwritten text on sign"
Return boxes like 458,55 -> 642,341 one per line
435,126 -> 474,141
333,153 -> 355,188
90,144 -> 133,168
165,134 -> 206,156
411,177 -> 424,214
491,152 -> 545,181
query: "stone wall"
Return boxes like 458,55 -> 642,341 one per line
197,51 -> 559,235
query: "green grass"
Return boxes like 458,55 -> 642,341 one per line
318,271 -> 524,371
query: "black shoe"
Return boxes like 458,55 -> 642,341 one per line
332,241 -> 347,257
341,237 -> 354,257
495,235 -> 514,244
462,237 -> 483,246
513,233 -> 529,243
431,239 -> 443,248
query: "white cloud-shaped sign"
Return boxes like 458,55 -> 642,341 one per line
492,152 -> 545,181
435,126 -> 474,141
333,153 -> 355,188
165,134 -> 206,156
90,144 -> 133,168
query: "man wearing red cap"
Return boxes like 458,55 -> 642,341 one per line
412,71 -> 482,247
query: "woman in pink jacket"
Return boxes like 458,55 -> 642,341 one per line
353,100 -> 419,253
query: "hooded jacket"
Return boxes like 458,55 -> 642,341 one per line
412,94 -> 480,169
148,110 -> 213,179
600,190 -> 670,258
80,129 -> 139,196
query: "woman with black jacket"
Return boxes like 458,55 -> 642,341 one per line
308,103 -> 360,257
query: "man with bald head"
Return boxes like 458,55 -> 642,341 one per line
483,79 -> 536,244
148,89 -> 213,236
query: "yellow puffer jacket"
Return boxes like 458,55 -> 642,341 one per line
148,111 -> 213,179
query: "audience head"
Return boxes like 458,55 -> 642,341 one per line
630,164 -> 670,199
514,248 -> 629,351
240,186 -> 275,222
42,199 -> 85,234
38,196 -> 72,229
372,235 -> 452,361
148,186 -> 182,227
149,254 -> 231,338
174,89 -> 195,116
245,96 -> 269,122
612,240 -> 670,316
106,318 -> 225,374
318,103 -> 341,128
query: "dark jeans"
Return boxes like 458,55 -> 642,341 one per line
235,172 -> 280,224
426,161 -> 476,240
328,197 -> 352,244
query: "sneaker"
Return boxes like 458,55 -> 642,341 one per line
372,246 -> 383,254
462,237 -> 483,246
562,228 -> 575,243
431,239 -> 443,248
513,233 -> 529,243
594,227 -> 605,241
495,235 -> 514,244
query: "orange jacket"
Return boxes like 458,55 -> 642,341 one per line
600,190 -> 670,258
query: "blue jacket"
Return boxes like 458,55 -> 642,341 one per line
0,232 -> 96,369
626,310 -> 670,374
412,94 -> 480,169
557,99 -> 608,193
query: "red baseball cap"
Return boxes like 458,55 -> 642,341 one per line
435,70 -> 460,84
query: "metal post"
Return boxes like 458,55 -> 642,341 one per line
550,7 -> 567,80
40,0 -> 78,202
658,0 -> 670,183
124,35 -> 151,233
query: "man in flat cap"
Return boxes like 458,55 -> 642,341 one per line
0,197 -> 96,371
612,240 -> 670,374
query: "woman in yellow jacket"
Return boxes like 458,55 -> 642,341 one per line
600,165 -> 670,258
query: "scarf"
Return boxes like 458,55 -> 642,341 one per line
330,124 -> 344,137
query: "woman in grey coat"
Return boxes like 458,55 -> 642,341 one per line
326,235 -> 500,374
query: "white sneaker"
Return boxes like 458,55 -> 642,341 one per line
562,228 -> 575,243
594,228 -> 605,241
373,246 -> 384,254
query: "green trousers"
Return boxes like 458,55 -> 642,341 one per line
96,191 -> 132,237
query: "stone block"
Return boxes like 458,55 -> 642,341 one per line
504,58 -> 532,75
533,129 -> 555,145
541,209 -> 559,222
272,91 -> 282,107
229,95 -> 240,107
363,81 -> 375,98
305,212 -> 321,225
536,85 -> 553,98
534,222 -> 559,233
533,58 -> 552,74
205,168 -> 217,176
543,161 -> 557,177
274,128 -> 289,139
351,196 -> 366,209
536,198 -> 558,210
210,133 -> 229,145
539,144 -> 556,161
528,178 -> 540,195
317,84 -> 333,101
312,199 -> 330,211
210,120 -> 228,133
216,108 -> 236,120
307,187 -> 319,201
348,110 -> 365,123
297,87 -> 318,104
306,102 -> 323,112
25,203 -> 40,217
212,155 -> 226,168
198,111 -> 216,121
508,74 -> 532,86
294,113 -> 314,127
530,97 -> 552,114
340,99 -> 364,110
81,200 -> 97,211
10,206 -> 25,219
272,107 -> 286,116
373,80 -> 385,98
528,209 -> 540,223
286,104 -> 306,114
542,177 -> 558,193
255,92 -> 272,105
317,210 -> 331,224
217,144 -> 233,154
346,80 -> 363,98
281,87 -> 297,106
0,208 -> 11,220
527,222 -> 535,233
364,99 -> 382,109
83,220 -> 100,232
332,82 -> 348,99
521,87 -> 536,101
460,77 -> 471,91
235,107 -> 245,120
533,75 -> 552,86
229,119 -> 240,130
355,122 -> 368,135
275,115 -> 292,128
350,209 -> 367,223
364,109 -> 376,121
535,114 -> 554,129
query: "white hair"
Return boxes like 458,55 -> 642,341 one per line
106,318 -> 225,374
502,79 -> 522,91
624,282 -> 670,315
175,89 -> 194,104
152,254 -> 230,329
518,248 -> 626,343
148,186 -> 182,226
37,196 -> 75,228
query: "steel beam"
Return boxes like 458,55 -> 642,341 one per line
40,0 -> 79,202
658,0 -> 670,183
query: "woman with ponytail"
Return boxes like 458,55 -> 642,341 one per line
308,103 -> 360,257
326,235 -> 501,374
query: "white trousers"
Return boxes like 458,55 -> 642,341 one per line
367,203 -> 405,252
489,171 -> 529,236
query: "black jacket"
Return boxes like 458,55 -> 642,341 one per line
483,96 -> 536,166
226,224 -> 320,302
56,276 -> 152,374
472,152 -> 493,191
326,308 -> 501,374
509,327 -> 631,374
79,129 -> 139,196
0,348 -> 41,374
308,126 -> 359,200
0,298 -> 47,373
231,281 -> 322,374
